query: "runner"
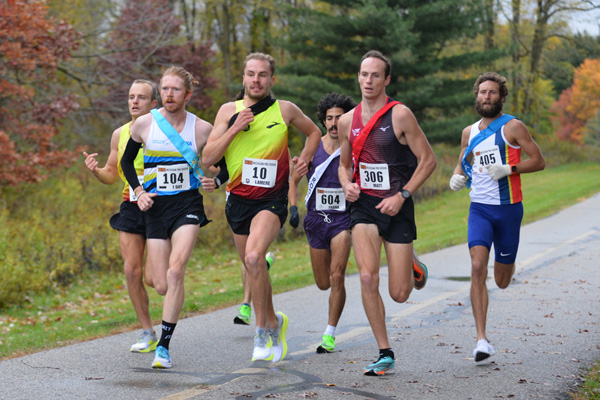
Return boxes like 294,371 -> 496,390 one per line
288,92 -> 356,353
338,50 -> 437,375
83,79 -> 158,353
203,52 -> 321,362
449,72 -> 545,362
121,66 -> 215,369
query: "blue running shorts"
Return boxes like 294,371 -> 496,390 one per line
468,201 -> 524,264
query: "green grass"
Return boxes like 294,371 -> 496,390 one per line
1,163 -> 600,399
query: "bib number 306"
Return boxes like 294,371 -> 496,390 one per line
359,162 -> 390,190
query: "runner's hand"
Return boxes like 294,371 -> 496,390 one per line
200,176 -> 216,193
137,191 -> 157,212
486,164 -> 511,181
449,174 -> 466,191
83,152 -> 99,173
289,205 -> 299,228
343,182 -> 361,202
292,156 -> 309,177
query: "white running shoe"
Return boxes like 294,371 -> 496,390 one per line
473,339 -> 495,362
252,328 -> 273,361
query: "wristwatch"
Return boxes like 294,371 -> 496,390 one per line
511,165 -> 517,174
401,189 -> 411,199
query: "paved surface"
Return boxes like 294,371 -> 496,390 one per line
2,194 -> 599,400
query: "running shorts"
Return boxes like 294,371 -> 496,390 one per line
303,210 -> 350,251
225,193 -> 288,235
468,201 -> 523,264
144,190 -> 210,239
109,201 -> 145,236
349,192 -> 416,244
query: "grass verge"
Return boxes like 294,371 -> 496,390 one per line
1,162 -> 600,395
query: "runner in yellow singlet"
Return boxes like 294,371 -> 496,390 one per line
83,79 -> 159,353
203,53 -> 321,362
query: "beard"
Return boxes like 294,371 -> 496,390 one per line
475,98 -> 503,118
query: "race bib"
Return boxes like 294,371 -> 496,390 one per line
359,162 -> 390,190
129,175 -> 144,202
157,164 -> 190,192
474,145 -> 502,174
315,187 -> 346,212
242,158 -> 277,188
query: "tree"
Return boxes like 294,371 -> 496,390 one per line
95,0 -> 218,121
551,58 -> 600,143
0,0 -> 80,186
279,0 -> 503,143
501,0 -> 600,126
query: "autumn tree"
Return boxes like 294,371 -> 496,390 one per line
0,0 -> 80,186
95,0 -> 218,122
551,58 -> 600,143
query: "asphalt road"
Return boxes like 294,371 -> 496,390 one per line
2,193 -> 599,400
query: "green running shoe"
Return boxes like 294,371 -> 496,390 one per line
234,303 -> 251,325
316,334 -> 335,353
266,251 -> 274,271
130,329 -> 158,353
363,355 -> 395,376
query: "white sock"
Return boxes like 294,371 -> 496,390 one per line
324,325 -> 336,337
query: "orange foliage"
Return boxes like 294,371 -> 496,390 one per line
551,58 -> 600,144
0,0 -> 80,185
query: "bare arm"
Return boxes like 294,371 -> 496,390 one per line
394,105 -> 437,195
376,105 -> 437,216
505,119 -> 545,174
203,103 -> 254,167
288,169 -> 302,207
282,101 -> 321,177
82,127 -> 121,185
338,111 -> 361,202
452,126 -> 472,175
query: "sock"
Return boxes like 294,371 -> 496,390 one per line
379,348 -> 394,360
242,302 -> 250,307
324,325 -> 336,337
158,320 -> 177,350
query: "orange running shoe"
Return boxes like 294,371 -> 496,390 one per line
412,249 -> 428,290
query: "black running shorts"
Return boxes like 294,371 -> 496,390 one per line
225,193 -> 288,235
144,190 -> 210,239
109,201 -> 146,236
349,192 -> 416,244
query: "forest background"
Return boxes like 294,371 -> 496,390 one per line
1,0 -> 600,353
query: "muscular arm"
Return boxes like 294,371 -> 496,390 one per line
203,103 -> 253,167
376,106 -> 437,216
394,106 -> 437,195
282,101 -> 321,177
82,127 -> 121,185
505,119 -> 545,174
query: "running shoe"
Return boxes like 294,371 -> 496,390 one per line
473,338 -> 495,362
152,345 -> 172,369
316,334 -> 335,354
270,311 -> 289,362
412,249 -> 428,290
234,303 -> 251,325
130,329 -> 158,353
363,355 -> 395,376
252,328 -> 274,361
266,251 -> 275,271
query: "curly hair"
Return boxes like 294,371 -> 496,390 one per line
316,93 -> 357,128
473,72 -> 508,98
